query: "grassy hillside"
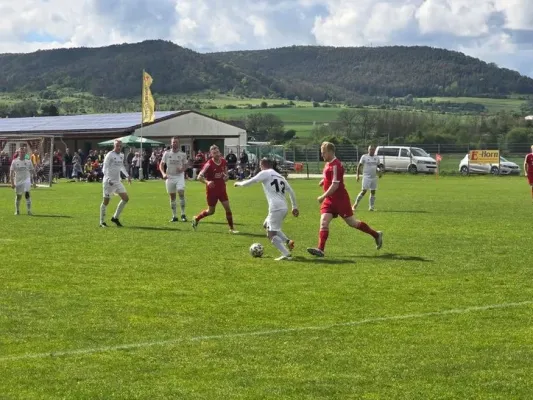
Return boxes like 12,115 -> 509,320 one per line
1,40 -> 533,102
210,45 -> 533,99
417,97 -> 526,113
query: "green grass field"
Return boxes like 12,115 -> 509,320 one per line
416,97 -> 526,113
1,175 -> 532,399
201,106 -> 341,123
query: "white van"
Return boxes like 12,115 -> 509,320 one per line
374,146 -> 437,174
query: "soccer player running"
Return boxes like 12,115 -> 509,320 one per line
192,145 -> 238,234
353,145 -> 382,211
100,139 -> 132,227
307,142 -> 383,257
235,158 -> 298,261
10,146 -> 36,215
524,145 -> 533,200
160,137 -> 188,222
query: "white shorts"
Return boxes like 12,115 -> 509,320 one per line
15,179 -> 31,195
165,175 -> 185,193
263,209 -> 288,232
362,176 -> 378,190
103,180 -> 127,198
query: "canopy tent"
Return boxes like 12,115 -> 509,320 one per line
98,135 -> 165,147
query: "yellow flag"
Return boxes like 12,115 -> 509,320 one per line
142,71 -> 155,124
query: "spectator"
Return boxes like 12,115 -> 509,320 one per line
64,148 -> 73,179
240,150 -> 249,168
0,151 -> 10,183
132,152 -> 141,179
226,149 -> 238,171
78,148 -> 85,164
84,159 -> 94,181
31,150 -> 40,166
193,150 -> 205,179
72,152 -> 83,181
126,148 -> 135,178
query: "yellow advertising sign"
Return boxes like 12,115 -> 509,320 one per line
469,150 -> 499,164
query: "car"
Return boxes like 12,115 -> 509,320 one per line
374,146 -> 437,174
459,154 -> 520,175
264,153 -> 295,171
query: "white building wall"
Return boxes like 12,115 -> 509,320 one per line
134,112 -> 247,147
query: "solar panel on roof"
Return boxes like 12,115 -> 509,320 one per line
0,111 -> 180,132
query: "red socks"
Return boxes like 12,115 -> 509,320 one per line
357,221 -> 378,239
226,212 -> 234,229
318,229 -> 329,251
196,210 -> 209,221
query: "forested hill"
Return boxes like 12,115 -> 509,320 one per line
0,40 -> 532,101
0,40 -> 273,98
210,45 -> 533,99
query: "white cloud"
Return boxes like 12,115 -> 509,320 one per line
0,0 -> 531,76
415,0 -> 494,36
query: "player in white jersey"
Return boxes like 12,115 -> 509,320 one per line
10,146 -> 36,215
159,137 -> 188,222
353,145 -> 382,211
235,158 -> 299,261
100,139 -> 132,227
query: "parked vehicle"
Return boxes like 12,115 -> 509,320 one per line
374,146 -> 437,174
458,154 -> 520,175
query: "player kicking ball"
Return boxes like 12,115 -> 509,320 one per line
99,139 -> 132,227
192,145 -> 238,234
10,146 -> 36,215
353,145 -> 382,211
524,145 -> 533,200
160,137 -> 188,222
235,158 -> 298,261
307,142 -> 383,258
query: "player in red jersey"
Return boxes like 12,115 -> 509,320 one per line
192,145 -> 238,234
524,145 -> 533,199
307,142 -> 383,257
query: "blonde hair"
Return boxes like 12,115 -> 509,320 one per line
210,145 -> 219,152
321,141 -> 335,153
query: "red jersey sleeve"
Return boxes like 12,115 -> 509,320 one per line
200,159 -> 212,179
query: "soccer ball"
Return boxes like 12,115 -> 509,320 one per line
249,243 -> 264,258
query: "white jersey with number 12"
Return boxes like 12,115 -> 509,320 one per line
241,169 -> 297,211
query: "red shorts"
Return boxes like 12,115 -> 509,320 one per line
528,175 -> 533,186
320,195 -> 353,218
207,187 -> 229,207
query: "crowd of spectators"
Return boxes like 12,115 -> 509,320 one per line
1,145 -> 258,184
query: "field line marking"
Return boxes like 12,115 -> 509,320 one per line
1,300 -> 531,362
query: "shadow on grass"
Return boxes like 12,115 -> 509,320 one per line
203,221 -> 244,226
31,214 -> 72,218
201,230 -> 266,239
289,256 -> 356,265
127,226 -> 178,232
356,253 -> 432,262
379,210 -> 430,214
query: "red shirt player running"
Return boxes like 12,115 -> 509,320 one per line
524,145 -> 533,199
307,141 -> 383,257
192,145 -> 238,234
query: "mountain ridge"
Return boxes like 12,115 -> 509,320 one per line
0,40 -> 531,102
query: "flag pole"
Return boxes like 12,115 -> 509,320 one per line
140,69 -> 144,181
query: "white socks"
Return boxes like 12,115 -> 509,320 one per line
179,195 -> 186,215
271,235 -> 291,257
100,203 -> 107,223
113,200 -> 127,219
370,195 -> 376,209
171,200 -> 177,218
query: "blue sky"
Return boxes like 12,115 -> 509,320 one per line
2,0 -> 533,77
